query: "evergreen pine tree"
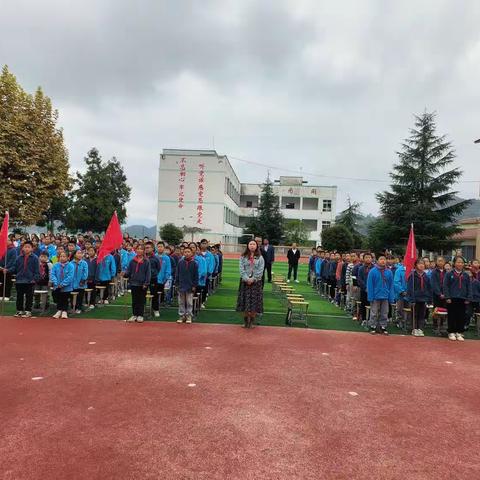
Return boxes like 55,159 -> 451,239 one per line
246,177 -> 284,244
336,197 -> 363,248
376,112 -> 470,252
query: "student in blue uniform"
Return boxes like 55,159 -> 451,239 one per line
51,251 -> 75,319
406,259 -> 432,337
13,241 -> 40,318
95,251 -> 116,304
443,256 -> 471,341
71,249 -> 88,313
367,254 -> 394,335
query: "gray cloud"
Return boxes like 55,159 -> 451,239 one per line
1,0 -> 479,224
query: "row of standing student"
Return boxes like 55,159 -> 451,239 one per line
1,237 -> 223,322
308,249 -> 480,340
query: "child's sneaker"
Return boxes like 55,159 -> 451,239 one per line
22,311 -> 32,318
417,329 -> 424,337
177,317 -> 184,323
448,333 -> 456,341
381,327 -> 389,336
456,333 -> 465,342
369,328 -> 376,335
75,310 -> 82,314
136,316 -> 144,323
185,316 -> 192,324
103,299 -> 109,305
14,311 -> 24,317
127,316 -> 136,322
153,310 -> 160,318
61,311 -> 68,319
89,305 -> 95,310
53,311 -> 62,319
412,329 -> 419,336
4,297 -> 9,301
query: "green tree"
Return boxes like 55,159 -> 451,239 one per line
245,177 -> 284,244
336,197 -> 364,248
160,223 -> 184,245
321,224 -> 353,252
66,148 -> 131,232
376,112 -> 470,252
283,219 -> 309,245
37,193 -> 73,232
181,225 -> 210,242
364,218 -> 397,253
0,65 -> 69,224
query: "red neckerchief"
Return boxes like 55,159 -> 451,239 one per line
59,261 -> 67,281
23,253 -> 30,272
453,270 -> 463,289
133,255 -> 144,273
377,266 -> 386,286
437,268 -> 444,284
417,270 -> 425,290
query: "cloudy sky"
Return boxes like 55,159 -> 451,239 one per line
2,0 -> 479,225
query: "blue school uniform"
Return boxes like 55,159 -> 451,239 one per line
406,270 -> 432,303
195,254 -> 207,287
51,261 -> 74,292
176,257 -> 199,293
393,264 -> 406,300
125,257 -> 151,286
367,266 -> 394,303
120,249 -> 136,272
70,259 -> 88,290
157,254 -> 172,285
443,270 -> 471,300
203,250 -> 215,277
95,254 -> 116,282
13,253 -> 40,284
0,246 -> 17,272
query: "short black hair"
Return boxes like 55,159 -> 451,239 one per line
145,241 -> 154,247
24,240 -> 33,247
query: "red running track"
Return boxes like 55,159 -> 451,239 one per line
1,317 -> 480,480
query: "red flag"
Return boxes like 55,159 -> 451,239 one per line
0,211 -> 9,261
404,224 -> 417,280
97,211 -> 123,263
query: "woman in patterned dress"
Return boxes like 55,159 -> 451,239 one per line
236,240 -> 265,328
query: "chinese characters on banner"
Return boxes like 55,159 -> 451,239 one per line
197,162 -> 205,224
178,157 -> 186,208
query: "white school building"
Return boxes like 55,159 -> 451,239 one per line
157,149 -> 337,244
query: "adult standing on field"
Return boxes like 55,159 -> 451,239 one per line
261,238 -> 275,284
287,243 -> 301,283
236,240 -> 265,328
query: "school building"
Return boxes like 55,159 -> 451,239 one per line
157,149 -> 337,244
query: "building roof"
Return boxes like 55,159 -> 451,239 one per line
162,149 -> 219,156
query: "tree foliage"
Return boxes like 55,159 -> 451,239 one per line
245,177 -> 284,244
182,225 -> 210,242
66,148 -> 131,232
321,224 -> 353,252
283,219 -> 309,245
0,65 -> 69,224
36,192 -> 73,232
365,218 -> 396,253
336,197 -> 364,248
376,112 -> 470,252
160,223 -> 184,245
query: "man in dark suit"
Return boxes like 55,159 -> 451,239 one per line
287,242 -> 301,283
261,238 -> 275,284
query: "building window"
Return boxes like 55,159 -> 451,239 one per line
285,202 -> 295,209
322,221 -> 331,230
322,200 -> 332,212
246,201 -> 253,208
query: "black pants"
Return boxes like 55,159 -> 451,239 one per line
199,285 -> 208,304
360,289 -> 369,321
2,272 -> 13,298
411,302 -> 426,330
73,289 -> 84,310
447,298 -> 466,333
288,263 -> 298,280
131,286 -> 147,316
53,290 -> 69,311
263,263 -> 272,283
16,283 -> 34,312
87,281 -> 96,305
97,280 -> 111,301
149,283 -> 159,311
329,279 -> 337,300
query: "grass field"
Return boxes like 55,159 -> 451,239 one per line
2,259 -> 478,339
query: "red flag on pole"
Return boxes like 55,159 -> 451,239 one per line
404,224 -> 417,280
0,211 -> 9,260
97,211 -> 123,263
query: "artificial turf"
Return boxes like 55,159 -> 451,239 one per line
2,259 -> 478,339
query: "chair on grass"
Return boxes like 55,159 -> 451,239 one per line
144,294 -> 153,320
84,288 -> 94,307
96,286 -> 107,306
70,291 -> 79,314
34,289 -> 50,314
286,300 -> 309,328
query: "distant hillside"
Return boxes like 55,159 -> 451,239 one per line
124,225 -> 157,238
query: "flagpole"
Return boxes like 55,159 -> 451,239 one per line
0,211 -> 8,317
